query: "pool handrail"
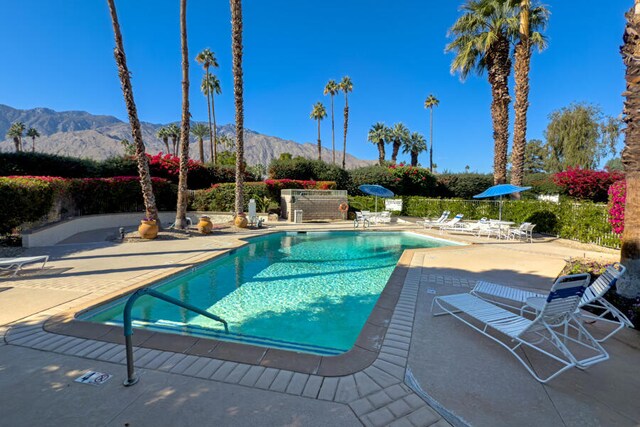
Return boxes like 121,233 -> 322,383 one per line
123,287 -> 228,386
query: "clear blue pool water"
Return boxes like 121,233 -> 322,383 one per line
80,231 -> 454,355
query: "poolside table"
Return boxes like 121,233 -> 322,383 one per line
489,220 -> 515,239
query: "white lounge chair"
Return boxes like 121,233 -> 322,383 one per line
437,214 -> 464,232
417,211 -> 450,229
432,273 -> 609,383
0,256 -> 49,277
471,263 -> 632,342
373,211 -> 392,224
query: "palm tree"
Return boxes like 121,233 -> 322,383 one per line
324,79 -> 340,165
106,0 -> 159,223
510,0 -> 549,186
175,0 -> 191,230
191,123 -> 208,163
6,122 -> 25,152
201,73 -> 222,162
156,127 -> 171,153
368,122 -> 389,166
230,0 -> 245,217
166,124 -> 180,156
309,102 -> 327,160
402,132 -> 427,167
26,127 -> 40,153
619,0 -> 640,297
195,49 -> 219,162
424,94 -> 440,172
340,76 -> 353,169
446,0 -> 515,185
390,123 -> 410,164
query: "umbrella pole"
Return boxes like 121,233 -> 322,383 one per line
375,197 -> 378,213
499,196 -> 503,222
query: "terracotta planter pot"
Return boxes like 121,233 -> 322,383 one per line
197,216 -> 213,234
234,214 -> 248,228
138,220 -> 158,239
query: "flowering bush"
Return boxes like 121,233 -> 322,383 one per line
349,164 -> 436,196
608,180 -> 626,235
553,167 -> 623,202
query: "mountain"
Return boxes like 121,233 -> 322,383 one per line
0,104 -> 373,168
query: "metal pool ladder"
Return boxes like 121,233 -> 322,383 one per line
122,287 -> 228,386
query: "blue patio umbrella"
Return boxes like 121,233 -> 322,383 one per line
473,184 -> 531,221
359,184 -> 394,213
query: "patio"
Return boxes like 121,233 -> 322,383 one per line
0,220 -> 637,426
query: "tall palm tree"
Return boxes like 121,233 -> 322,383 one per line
390,123 -> 409,164
619,0 -> 640,297
156,127 -> 171,153
175,0 -> 191,230
195,48 -> 219,163
230,0 -> 245,217
368,122 -> 389,166
309,102 -> 327,161
446,0 -> 516,185
424,94 -> 440,172
324,79 -> 340,165
402,132 -> 427,167
26,127 -> 40,153
201,73 -> 222,162
191,123 -> 208,163
106,0 -> 158,222
340,76 -> 353,169
6,122 -> 25,152
510,0 -> 549,186
166,123 -> 180,156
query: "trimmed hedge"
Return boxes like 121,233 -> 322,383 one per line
268,157 -> 351,190
191,179 -> 337,212
0,152 -> 255,190
435,173 -> 493,199
349,164 -> 437,196
0,176 -> 177,235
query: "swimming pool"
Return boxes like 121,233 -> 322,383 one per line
80,231 -> 455,355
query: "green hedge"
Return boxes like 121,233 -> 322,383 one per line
191,180 -> 337,213
402,197 -> 619,248
0,176 -> 178,235
435,173 -> 494,199
0,152 -> 100,178
268,157 -> 351,189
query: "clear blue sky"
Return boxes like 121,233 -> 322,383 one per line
0,0 -> 630,171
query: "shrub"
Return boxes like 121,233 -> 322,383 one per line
608,179 -> 625,235
268,157 -> 351,189
523,173 -> 562,196
348,164 -> 436,196
0,152 -> 99,178
0,176 -> 68,234
191,179 -> 337,212
524,210 -> 559,234
435,173 -> 493,199
553,167 -> 623,202
0,176 -> 177,235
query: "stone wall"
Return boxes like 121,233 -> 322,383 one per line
281,190 -> 348,222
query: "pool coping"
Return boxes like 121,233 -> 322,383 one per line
42,231 -> 468,377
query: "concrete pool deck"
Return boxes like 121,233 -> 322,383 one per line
0,220 -> 638,426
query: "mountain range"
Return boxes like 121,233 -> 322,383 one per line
0,104 -> 372,168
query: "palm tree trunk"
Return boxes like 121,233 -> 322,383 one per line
391,141 -> 401,163
106,0 -> 159,223
317,119 -> 322,161
429,107 -> 434,173
487,36 -> 511,185
618,1 -> 640,298
172,137 -> 178,156
13,138 -> 19,152
411,152 -> 418,167
198,136 -> 204,163
511,0 -> 531,187
212,93 -> 218,164
231,0 -> 245,216
31,136 -> 36,153
175,0 -> 191,230
331,96 -> 335,165
163,137 -> 170,154
342,95 -> 349,169
205,67 -> 214,162
377,141 -> 385,166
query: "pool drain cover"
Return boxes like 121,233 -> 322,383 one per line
75,371 -> 112,386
